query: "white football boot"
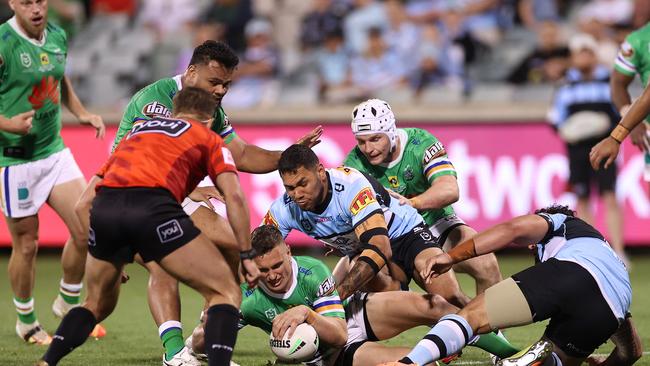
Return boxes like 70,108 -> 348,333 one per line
497,339 -> 553,366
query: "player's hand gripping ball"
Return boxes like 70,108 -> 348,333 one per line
269,323 -> 319,362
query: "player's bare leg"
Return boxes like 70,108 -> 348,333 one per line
444,225 -> 502,294
40,256 -> 123,365
413,247 -> 470,307
602,191 -> 627,263
575,197 -> 595,226
157,233 -> 242,366
48,178 -> 102,328
366,292 -> 457,340
6,214 -> 51,344
351,343 -> 414,366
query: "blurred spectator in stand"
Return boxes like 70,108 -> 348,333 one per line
301,0 -> 346,51
48,0 -> 85,38
344,0 -> 388,55
175,21 -> 222,75
202,0 -> 253,53
139,0 -> 198,42
384,0 -> 420,74
224,18 -> 280,108
349,27 -> 408,97
577,0 -> 633,68
547,33 -> 627,264
517,0 -> 559,30
315,29 -> 362,103
412,23 -> 464,97
507,20 -> 569,84
254,0 -> 313,73
632,0 -> 650,28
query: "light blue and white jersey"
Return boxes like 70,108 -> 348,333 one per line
263,167 -> 424,256
536,213 -> 631,320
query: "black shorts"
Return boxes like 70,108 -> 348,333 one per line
568,143 -> 617,198
512,258 -> 619,358
89,187 -> 201,263
390,224 -> 441,283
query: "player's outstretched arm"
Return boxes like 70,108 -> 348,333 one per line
409,175 -> 459,210
215,172 -> 260,287
61,76 -> 105,138
336,213 -> 392,300
225,126 -> 323,173
591,76 -> 650,170
422,214 -> 549,281
271,305 -> 347,347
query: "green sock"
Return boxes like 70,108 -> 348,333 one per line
59,281 -> 82,305
161,327 -> 184,361
469,331 -> 520,358
14,296 -> 37,324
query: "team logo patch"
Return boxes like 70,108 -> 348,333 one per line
28,76 -> 59,109
88,228 -> 96,247
156,219 -> 184,243
142,101 -> 171,118
620,41 -> 634,57
334,183 -> 345,192
419,230 -> 433,242
350,187 -> 376,215
336,166 -> 352,175
301,219 -> 314,232
265,308 -> 277,320
40,53 -> 49,65
388,176 -> 399,188
423,142 -> 445,164
404,166 -> 414,181
20,53 -> 31,67
263,211 -> 279,227
129,119 -> 191,138
317,276 -> 335,297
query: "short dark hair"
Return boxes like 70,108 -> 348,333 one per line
189,40 -> 239,69
535,204 -> 575,217
278,144 -> 320,175
251,225 -> 285,255
172,87 -> 216,119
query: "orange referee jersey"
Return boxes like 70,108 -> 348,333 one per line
97,117 -> 237,202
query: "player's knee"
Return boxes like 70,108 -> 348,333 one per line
12,236 -> 38,259
147,266 -> 179,292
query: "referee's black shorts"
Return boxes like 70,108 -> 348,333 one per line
89,187 -> 200,263
512,258 -> 619,358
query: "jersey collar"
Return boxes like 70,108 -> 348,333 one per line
312,172 -> 333,214
8,16 -> 47,47
173,74 -> 183,91
385,128 -> 408,169
259,257 -> 299,300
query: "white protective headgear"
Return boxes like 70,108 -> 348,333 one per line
351,99 -> 397,149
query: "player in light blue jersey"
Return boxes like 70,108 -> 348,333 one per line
380,205 -> 642,366
263,144 -> 469,306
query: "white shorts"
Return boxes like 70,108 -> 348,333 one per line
0,148 -> 83,218
345,292 -> 374,347
181,176 -> 227,217
428,214 -> 466,240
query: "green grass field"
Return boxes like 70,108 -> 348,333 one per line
0,253 -> 648,366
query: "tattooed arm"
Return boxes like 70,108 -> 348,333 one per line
336,213 -> 392,300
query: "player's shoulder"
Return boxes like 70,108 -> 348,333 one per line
328,166 -> 367,184
625,24 -> 650,46
126,78 -> 177,119
405,127 -> 440,145
295,256 -> 330,275
343,146 -> 366,167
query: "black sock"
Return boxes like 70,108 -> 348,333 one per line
399,356 -> 415,364
204,304 -> 239,366
42,307 -> 97,365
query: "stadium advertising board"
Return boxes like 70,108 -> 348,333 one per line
1,123 -> 648,247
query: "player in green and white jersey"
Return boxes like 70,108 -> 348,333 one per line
188,225 -> 519,366
0,0 -> 105,345
75,40 -> 322,365
609,23 -> 650,181
343,99 -> 502,295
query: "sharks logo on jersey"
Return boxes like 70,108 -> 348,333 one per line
264,168 -> 423,255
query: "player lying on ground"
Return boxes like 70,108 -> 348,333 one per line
74,40 -> 322,366
188,225 -> 519,366
344,98 -> 502,295
35,88 -> 260,366
0,0 -> 106,344
263,144 -> 469,306
378,205 -> 641,366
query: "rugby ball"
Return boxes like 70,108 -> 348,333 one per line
269,323 -> 319,362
